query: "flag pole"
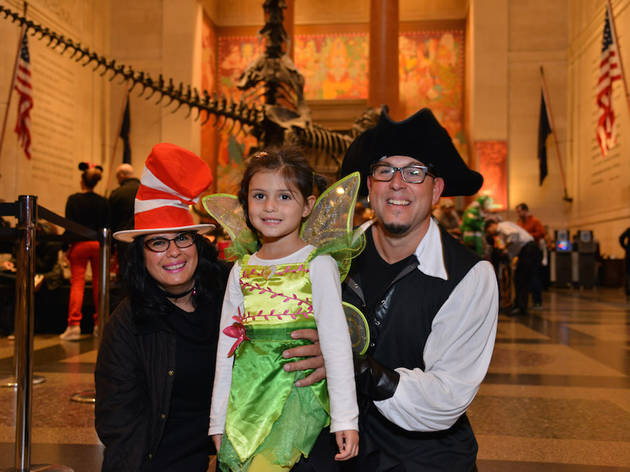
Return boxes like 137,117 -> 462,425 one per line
540,66 -> 572,202
606,0 -> 630,117
104,92 -> 130,197
0,23 -> 27,171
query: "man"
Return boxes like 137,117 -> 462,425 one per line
460,195 -> 493,256
515,203 -> 545,242
109,164 -> 140,233
339,108 -> 498,471
485,218 -> 541,316
515,203 -> 546,307
108,164 -> 140,275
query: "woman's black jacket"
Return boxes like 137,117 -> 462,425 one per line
95,298 -> 179,472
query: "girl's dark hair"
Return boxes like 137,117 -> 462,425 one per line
237,146 -> 328,236
122,233 -> 228,323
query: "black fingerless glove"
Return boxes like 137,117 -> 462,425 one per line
354,355 -> 400,401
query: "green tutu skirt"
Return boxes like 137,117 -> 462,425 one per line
218,325 -> 330,472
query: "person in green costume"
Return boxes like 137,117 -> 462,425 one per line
460,195 -> 493,257
208,147 -> 359,471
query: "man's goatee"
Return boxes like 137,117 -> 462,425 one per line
383,223 -> 410,235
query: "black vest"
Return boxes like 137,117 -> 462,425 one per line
342,225 -> 481,472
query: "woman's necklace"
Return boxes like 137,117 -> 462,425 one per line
160,285 -> 196,300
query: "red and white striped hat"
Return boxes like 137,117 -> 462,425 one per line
113,143 -> 215,242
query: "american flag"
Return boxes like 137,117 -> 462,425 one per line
14,31 -> 33,160
596,3 -> 622,157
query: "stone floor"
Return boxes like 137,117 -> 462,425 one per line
0,287 -> 629,471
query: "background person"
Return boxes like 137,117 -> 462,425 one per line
485,218 -> 541,316
460,195 -> 493,257
60,163 -> 109,340
108,163 -> 141,277
516,202 -> 546,308
339,107 -> 498,471
434,198 -> 461,239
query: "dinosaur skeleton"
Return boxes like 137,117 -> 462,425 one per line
0,2 -> 381,163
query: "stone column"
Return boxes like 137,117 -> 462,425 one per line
369,0 -> 399,119
466,0 -> 508,207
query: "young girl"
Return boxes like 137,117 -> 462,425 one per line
208,147 -> 359,471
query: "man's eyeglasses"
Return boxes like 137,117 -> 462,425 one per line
370,163 -> 434,184
144,232 -> 195,253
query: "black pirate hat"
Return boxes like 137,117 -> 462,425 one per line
341,107 -> 483,197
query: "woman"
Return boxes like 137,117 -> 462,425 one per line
95,143 -> 226,472
95,143 -> 324,472
60,163 -> 109,340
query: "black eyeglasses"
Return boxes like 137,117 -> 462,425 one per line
144,232 -> 195,253
370,163 -> 434,184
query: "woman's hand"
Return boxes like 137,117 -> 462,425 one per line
282,328 -> 326,387
212,434 -> 222,452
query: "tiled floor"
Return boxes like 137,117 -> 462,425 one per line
0,287 -> 629,471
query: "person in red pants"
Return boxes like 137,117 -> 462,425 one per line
60,163 -> 109,341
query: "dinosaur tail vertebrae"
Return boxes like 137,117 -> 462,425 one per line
1,4 -> 381,158
0,4 -> 264,133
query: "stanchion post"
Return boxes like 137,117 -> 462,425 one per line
70,227 -> 110,404
97,227 -> 111,339
14,195 -> 36,471
1,198 -> 74,472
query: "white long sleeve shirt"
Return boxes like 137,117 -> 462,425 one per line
497,221 -> 534,260
372,218 -> 498,432
210,245 -> 359,436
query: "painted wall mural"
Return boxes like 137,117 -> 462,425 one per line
476,140 -> 508,211
216,36 -> 264,194
294,33 -> 368,100
208,27 -> 465,192
399,30 -> 465,156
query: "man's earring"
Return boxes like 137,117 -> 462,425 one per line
366,195 -> 370,204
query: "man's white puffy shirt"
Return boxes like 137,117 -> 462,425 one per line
373,218 -> 498,432
209,245 -> 359,435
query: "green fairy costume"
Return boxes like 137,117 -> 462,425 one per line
461,195 -> 493,257
203,173 -> 369,472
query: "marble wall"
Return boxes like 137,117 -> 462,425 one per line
505,0 -> 569,232
566,0 -> 630,258
0,0 -> 109,216
108,0 -> 203,182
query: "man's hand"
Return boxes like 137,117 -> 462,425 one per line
334,430 -> 359,461
282,328 -> 325,387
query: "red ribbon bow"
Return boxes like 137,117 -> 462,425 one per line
223,309 -> 249,357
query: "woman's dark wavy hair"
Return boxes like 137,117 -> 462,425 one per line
122,232 -> 228,323
237,146 -> 328,238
